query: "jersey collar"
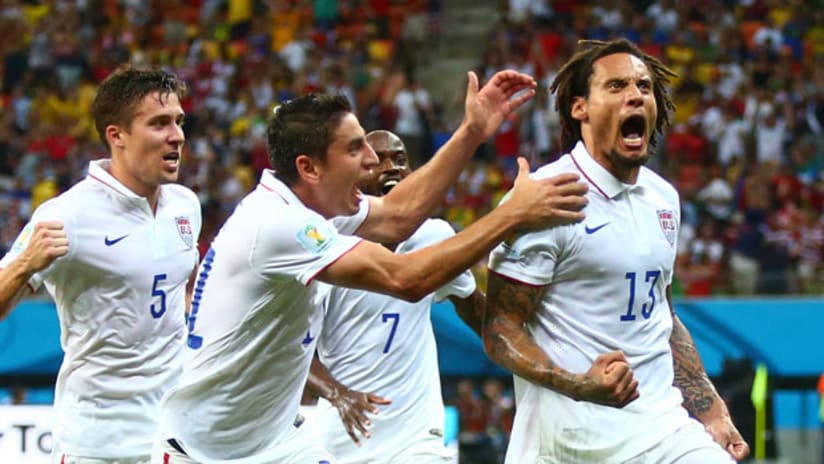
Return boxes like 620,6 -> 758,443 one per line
87,159 -> 145,199
569,141 -> 641,200
258,169 -> 297,205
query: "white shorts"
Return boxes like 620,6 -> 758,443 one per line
362,428 -> 452,464
53,453 -> 150,464
621,420 -> 735,464
326,418 -> 454,464
151,422 -> 335,464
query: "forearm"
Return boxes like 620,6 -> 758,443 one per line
358,125 -> 482,243
484,315 -> 583,398
0,260 -> 35,319
307,356 -> 347,402
671,314 -> 729,422
390,201 -> 520,301
483,276 -> 585,399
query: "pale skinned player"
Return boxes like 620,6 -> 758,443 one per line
306,130 -> 487,464
0,66 -> 201,464
153,70 -> 589,464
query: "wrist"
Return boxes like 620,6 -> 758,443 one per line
12,255 -> 38,280
453,122 -> 485,150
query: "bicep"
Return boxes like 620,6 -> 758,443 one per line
486,271 -> 546,329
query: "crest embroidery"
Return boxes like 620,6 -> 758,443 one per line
657,209 -> 677,247
175,216 -> 194,248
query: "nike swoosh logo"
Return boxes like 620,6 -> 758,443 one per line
104,234 -> 129,246
584,223 -> 609,234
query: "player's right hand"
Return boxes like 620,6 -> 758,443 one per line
507,157 -> 589,229
330,388 -> 391,446
576,350 -> 640,408
22,221 -> 68,273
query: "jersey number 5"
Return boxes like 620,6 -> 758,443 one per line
150,274 -> 167,318
620,270 -> 660,321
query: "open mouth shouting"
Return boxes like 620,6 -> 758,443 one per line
620,114 -> 647,150
379,177 -> 401,195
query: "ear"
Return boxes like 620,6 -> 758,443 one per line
106,124 -> 126,149
571,96 -> 588,122
295,154 -> 321,184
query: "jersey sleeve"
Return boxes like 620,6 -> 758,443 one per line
251,206 -> 362,285
330,195 -> 370,234
0,198 -> 75,290
487,225 -> 567,287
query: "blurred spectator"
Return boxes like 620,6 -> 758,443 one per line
454,379 -> 497,464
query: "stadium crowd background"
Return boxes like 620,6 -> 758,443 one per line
0,0 -> 821,462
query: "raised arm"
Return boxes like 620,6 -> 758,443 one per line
0,221 -> 68,319
319,158 -> 587,302
483,272 -> 639,407
355,70 -> 538,243
667,286 -> 750,460
306,355 -> 390,445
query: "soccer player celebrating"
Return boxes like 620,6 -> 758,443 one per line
484,39 -> 750,463
154,70 -> 589,463
0,66 -> 201,464
307,129 -> 486,463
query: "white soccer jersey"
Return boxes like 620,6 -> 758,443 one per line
488,142 -> 690,464
158,170 -> 366,463
0,160 -> 201,458
314,218 -> 476,463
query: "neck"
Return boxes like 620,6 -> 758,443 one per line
290,182 -> 332,219
109,156 -> 161,213
581,138 -> 641,184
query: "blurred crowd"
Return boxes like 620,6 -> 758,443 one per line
0,0 -> 822,297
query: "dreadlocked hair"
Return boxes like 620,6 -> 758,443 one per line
550,39 -> 677,154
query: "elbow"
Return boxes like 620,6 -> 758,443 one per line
385,275 -> 430,303
481,323 -> 500,361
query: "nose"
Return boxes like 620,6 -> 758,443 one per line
170,122 -> 185,146
626,84 -> 644,108
363,143 -> 379,169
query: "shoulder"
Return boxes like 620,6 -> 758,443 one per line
639,167 -> 679,204
417,218 -> 456,238
531,154 -> 577,180
162,184 -> 201,208
30,181 -> 91,221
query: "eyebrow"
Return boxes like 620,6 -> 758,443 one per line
346,136 -> 365,150
604,76 -> 652,86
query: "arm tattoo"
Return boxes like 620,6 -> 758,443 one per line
670,308 -> 718,418
484,275 -> 581,396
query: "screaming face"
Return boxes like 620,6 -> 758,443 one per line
360,130 -> 411,197
573,53 -> 658,182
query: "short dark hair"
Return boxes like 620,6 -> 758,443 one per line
550,39 -> 677,153
91,65 -> 188,152
267,94 -> 352,185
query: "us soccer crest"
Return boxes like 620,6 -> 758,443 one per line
175,216 -> 194,248
657,209 -> 677,246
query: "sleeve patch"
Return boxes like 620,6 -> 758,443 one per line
10,223 -> 34,254
295,222 -> 337,254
